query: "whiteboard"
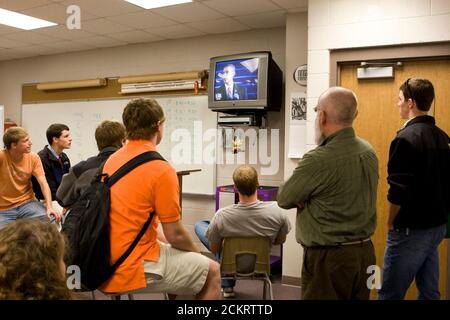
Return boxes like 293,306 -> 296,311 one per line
22,96 -> 217,195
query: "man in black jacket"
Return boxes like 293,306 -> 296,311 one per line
56,120 -> 125,208
379,78 -> 450,300
32,124 -> 71,201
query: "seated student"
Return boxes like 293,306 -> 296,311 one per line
0,219 -> 73,299
56,120 -> 125,208
100,98 -> 221,299
0,127 -> 60,229
32,123 -> 72,201
195,165 -> 291,298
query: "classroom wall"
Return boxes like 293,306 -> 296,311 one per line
281,12 -> 308,283
277,0 -> 450,283
0,27 -> 288,258
305,0 -> 450,152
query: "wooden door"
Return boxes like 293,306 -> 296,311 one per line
340,59 -> 450,300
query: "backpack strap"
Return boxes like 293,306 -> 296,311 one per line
111,210 -> 155,272
106,151 -> 165,186
105,151 -> 165,273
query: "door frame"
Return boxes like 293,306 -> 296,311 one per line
330,41 -> 450,299
330,41 -> 450,86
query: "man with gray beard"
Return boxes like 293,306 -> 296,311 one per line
277,87 -> 379,300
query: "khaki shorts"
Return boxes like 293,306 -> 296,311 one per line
141,242 -> 210,295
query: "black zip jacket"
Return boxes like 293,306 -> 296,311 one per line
387,115 -> 450,229
32,145 -> 70,200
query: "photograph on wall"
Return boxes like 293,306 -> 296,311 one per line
288,91 -> 307,158
290,93 -> 307,122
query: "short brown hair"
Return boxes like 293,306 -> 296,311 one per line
122,98 -> 165,140
232,165 -> 259,197
0,219 -> 73,300
46,123 -> 69,145
3,127 -> 28,149
95,120 -> 126,151
400,78 -> 435,111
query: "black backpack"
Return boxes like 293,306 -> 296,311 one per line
62,151 -> 165,291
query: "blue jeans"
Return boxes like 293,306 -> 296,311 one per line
194,220 -> 235,289
378,224 -> 447,300
0,200 -> 49,229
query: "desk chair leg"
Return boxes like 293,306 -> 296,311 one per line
263,277 -> 274,300
164,293 -> 169,300
91,291 -> 96,300
263,280 -> 267,300
267,279 -> 274,300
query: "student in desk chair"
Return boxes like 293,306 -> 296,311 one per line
56,120 -> 126,209
32,123 -> 72,207
99,98 -> 221,299
0,127 -> 61,229
195,165 -> 291,298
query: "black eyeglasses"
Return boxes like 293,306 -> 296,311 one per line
404,78 -> 414,102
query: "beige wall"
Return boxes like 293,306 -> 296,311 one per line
282,12 -> 308,281
279,0 -> 450,282
306,0 -> 450,151
0,27 -> 290,259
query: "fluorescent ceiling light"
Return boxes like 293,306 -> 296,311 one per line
124,0 -> 192,10
0,8 -> 57,30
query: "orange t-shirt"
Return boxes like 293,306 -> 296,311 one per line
100,140 -> 181,293
0,150 -> 44,211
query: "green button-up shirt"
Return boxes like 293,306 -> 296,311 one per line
277,127 -> 378,247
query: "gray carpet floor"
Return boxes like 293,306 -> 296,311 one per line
76,274 -> 301,300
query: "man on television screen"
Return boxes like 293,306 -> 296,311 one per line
215,64 -> 247,101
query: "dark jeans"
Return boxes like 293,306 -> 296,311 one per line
194,220 -> 235,289
378,224 -> 446,300
301,240 -> 376,300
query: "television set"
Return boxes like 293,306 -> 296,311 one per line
208,51 -> 282,114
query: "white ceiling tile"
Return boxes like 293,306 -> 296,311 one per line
42,39 -> 96,51
107,30 -> 164,43
41,47 -> 70,55
235,10 -> 287,28
20,3 -> 97,24
0,24 -> 21,35
271,0 -> 308,10
107,10 -> 178,28
13,44 -> 60,55
145,24 -> 206,39
20,3 -> 96,24
203,0 -> 280,16
0,37 -> 30,48
153,2 -> 226,23
33,25 -> 96,39
0,48 -> 36,60
287,7 -> 308,13
186,17 -> 250,34
59,0 -> 141,17
0,49 -> 15,61
74,35 -> 128,48
81,18 -> 134,35
0,0 -> 52,11
3,31 -> 62,44
0,0 -> 299,62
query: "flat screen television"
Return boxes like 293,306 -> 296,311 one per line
208,51 -> 282,114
